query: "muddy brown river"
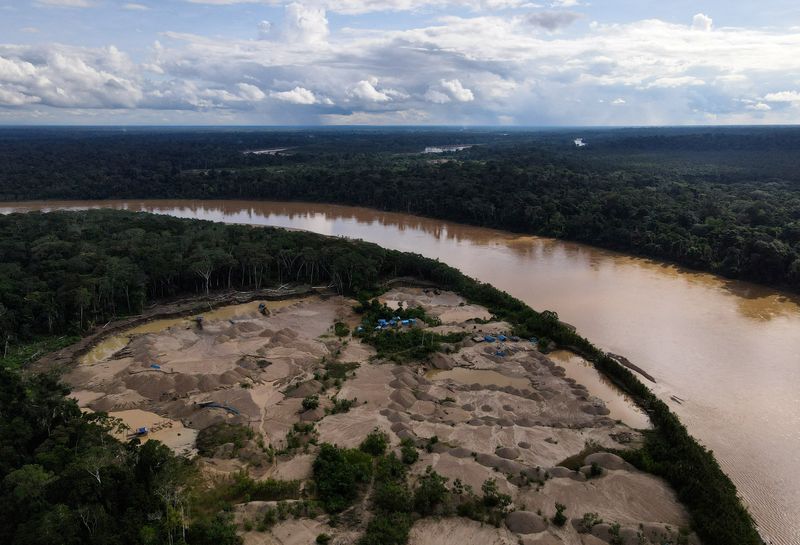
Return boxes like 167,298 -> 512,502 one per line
3,199 -> 799,544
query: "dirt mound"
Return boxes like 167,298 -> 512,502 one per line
506,511 -> 547,534
585,452 -> 634,471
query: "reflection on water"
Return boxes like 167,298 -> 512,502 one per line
4,199 -> 800,544
547,350 -> 652,430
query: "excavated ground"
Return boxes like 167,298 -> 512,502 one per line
64,288 -> 697,545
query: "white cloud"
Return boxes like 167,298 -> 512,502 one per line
237,83 -> 266,101
123,3 -> 150,10
349,79 -> 392,102
692,13 -> 713,32
283,3 -> 329,45
3,9 -> 800,124
440,79 -> 474,102
747,102 -> 771,111
612,97 -> 625,105
35,0 -> 94,6
0,86 -> 41,106
424,89 -> 451,104
764,91 -> 800,103
270,86 -> 317,104
646,76 -> 705,89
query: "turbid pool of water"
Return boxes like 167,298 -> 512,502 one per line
425,368 -> 532,390
4,199 -> 800,544
548,350 -> 652,430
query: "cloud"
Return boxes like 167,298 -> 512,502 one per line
612,97 -> 625,105
35,0 -> 94,6
440,79 -> 474,102
425,80 -> 475,104
646,76 -> 705,89
2,9 -> 800,125
0,86 -> 42,106
123,3 -> 150,9
237,83 -> 266,101
692,13 -> 713,32
747,102 -> 771,111
527,11 -> 581,31
349,79 -> 392,102
270,86 -> 318,104
764,91 -> 800,103
283,3 -> 329,45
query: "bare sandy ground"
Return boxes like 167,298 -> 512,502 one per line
64,287 -> 697,545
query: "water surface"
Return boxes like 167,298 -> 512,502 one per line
3,199 -> 800,544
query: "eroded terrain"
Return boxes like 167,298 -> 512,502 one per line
66,288 -> 696,545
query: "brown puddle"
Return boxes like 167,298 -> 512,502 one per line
548,350 -> 651,430
425,368 -> 531,390
108,409 -> 198,457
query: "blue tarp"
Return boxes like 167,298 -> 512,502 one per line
498,335 -> 507,342
484,335 -> 496,343
150,364 -> 161,369
401,319 -> 410,325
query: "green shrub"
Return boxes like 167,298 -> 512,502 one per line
400,438 -> 419,465
313,443 -> 373,512
328,396 -> 357,414
186,513 -> 242,545
360,428 -> 389,456
413,467 -> 449,516
357,512 -> 412,545
552,503 -> 567,527
334,322 -> 350,337
196,423 -> 255,457
302,395 -> 320,411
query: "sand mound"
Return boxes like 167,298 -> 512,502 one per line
391,389 -> 417,409
496,447 -> 520,460
409,517 -> 518,545
585,452 -> 634,471
286,380 -> 322,398
506,511 -> 548,534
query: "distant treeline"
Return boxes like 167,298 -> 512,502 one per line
0,210 -> 761,545
1,127 -> 798,291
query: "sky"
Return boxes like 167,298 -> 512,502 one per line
0,0 -> 799,125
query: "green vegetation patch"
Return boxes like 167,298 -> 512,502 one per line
196,422 -> 255,457
312,443 -> 373,513
1,335 -> 79,369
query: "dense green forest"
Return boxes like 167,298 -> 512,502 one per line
1,127 -> 799,290
0,210 -> 760,544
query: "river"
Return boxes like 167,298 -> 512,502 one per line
3,199 -> 799,544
